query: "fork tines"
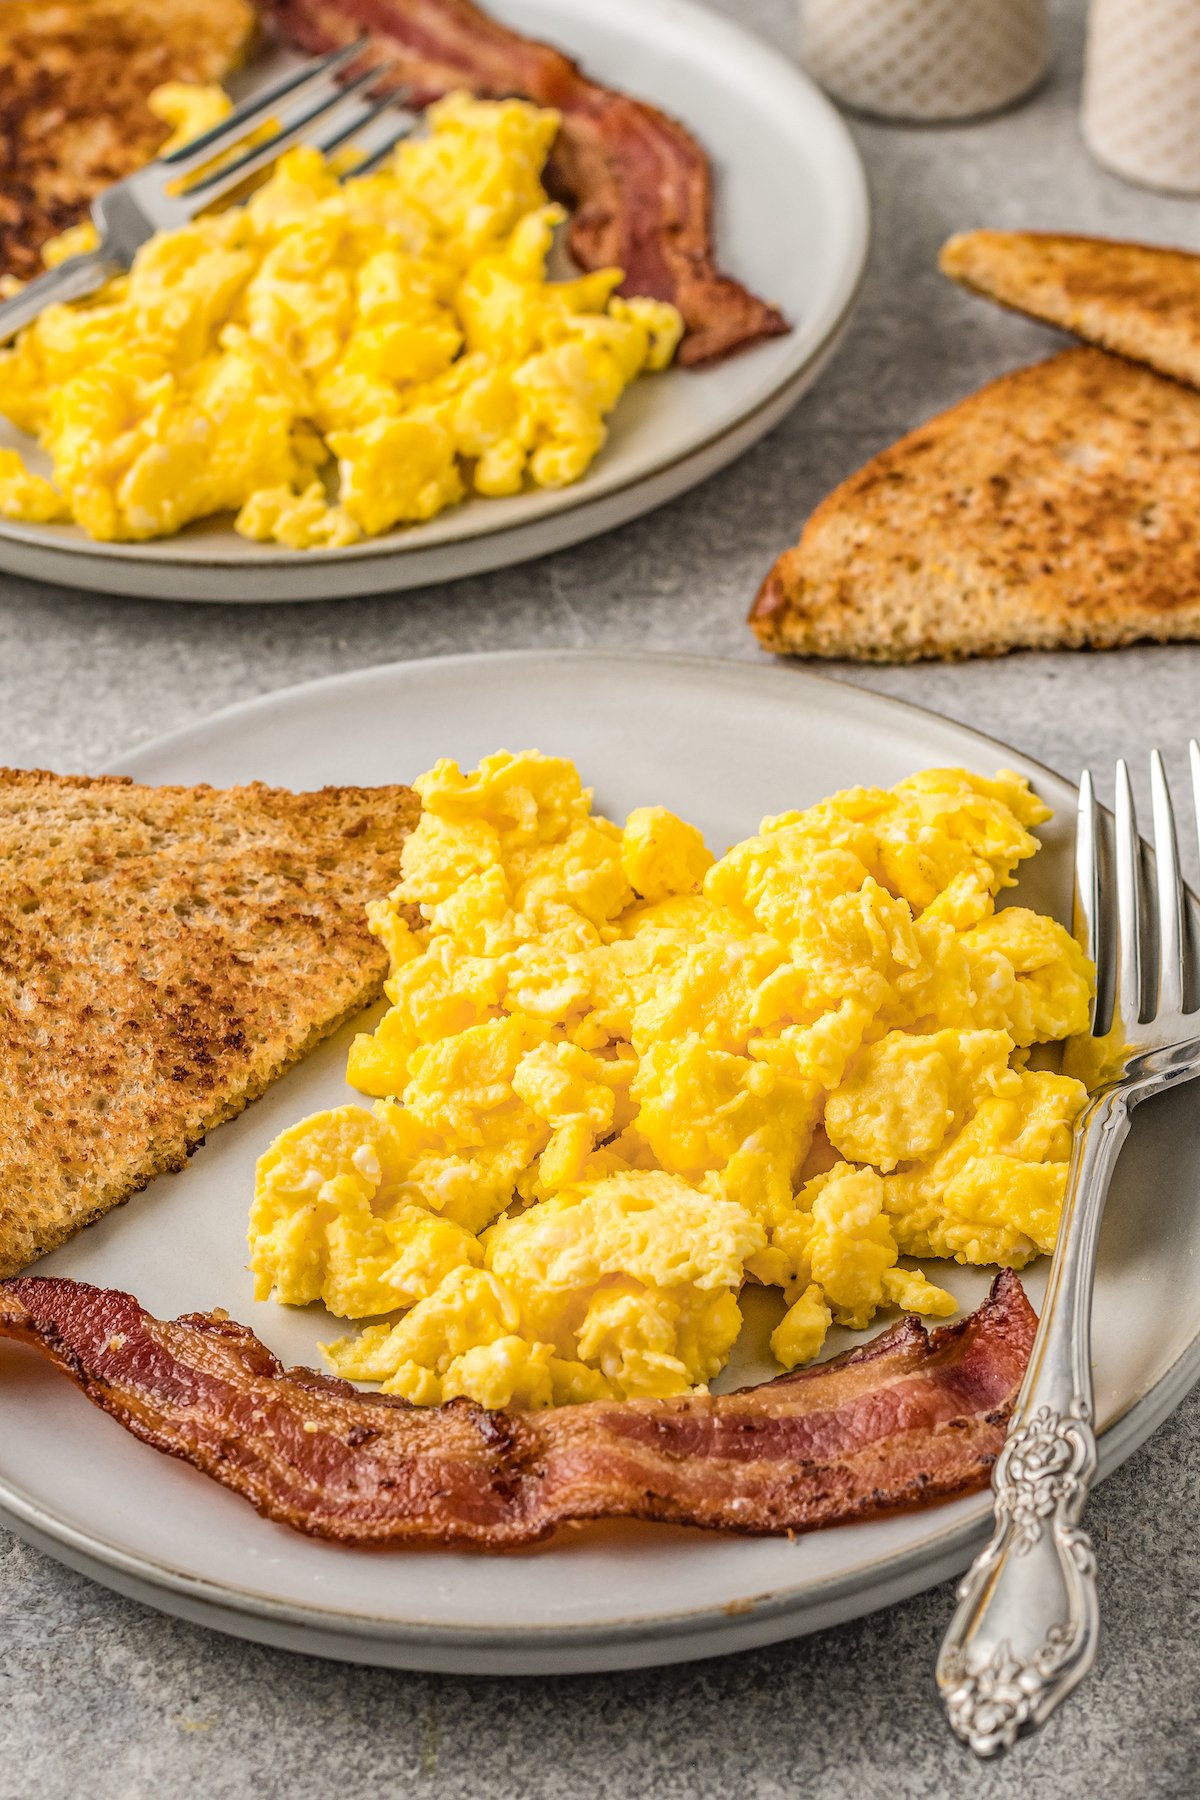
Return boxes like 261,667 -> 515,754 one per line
1077,744 -> 1200,1038
160,40 -> 413,209
161,40 -> 371,171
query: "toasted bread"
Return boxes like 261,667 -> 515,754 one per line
750,347 -> 1200,663
941,230 -> 1200,393
0,771 -> 420,1277
0,0 -> 255,281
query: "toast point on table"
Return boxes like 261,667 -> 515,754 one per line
749,346 -> 1200,662
940,229 -> 1200,393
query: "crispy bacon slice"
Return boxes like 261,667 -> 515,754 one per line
266,0 -> 790,365
0,1271 -> 1033,1548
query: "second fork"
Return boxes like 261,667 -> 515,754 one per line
0,41 -> 413,345
936,744 -> 1200,1758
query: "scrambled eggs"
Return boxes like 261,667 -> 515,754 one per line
251,753 -> 1093,1409
0,86 -> 681,545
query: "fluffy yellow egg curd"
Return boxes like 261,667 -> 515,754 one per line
0,88 -> 681,546
250,752 -> 1093,1409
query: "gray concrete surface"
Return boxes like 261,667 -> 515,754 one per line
2,1 -> 1198,1794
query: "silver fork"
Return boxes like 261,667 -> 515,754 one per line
0,42 -> 415,345
936,744 -> 1200,1757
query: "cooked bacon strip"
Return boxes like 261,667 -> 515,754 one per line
0,1272 -> 1033,1547
266,0 -> 790,365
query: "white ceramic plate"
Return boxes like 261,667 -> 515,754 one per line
3,652 -> 1199,1674
0,0 -> 868,602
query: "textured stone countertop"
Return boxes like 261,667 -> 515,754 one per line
2,1 -> 1198,1794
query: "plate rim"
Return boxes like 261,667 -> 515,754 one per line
3,648 -> 1199,1663
0,0 -> 870,574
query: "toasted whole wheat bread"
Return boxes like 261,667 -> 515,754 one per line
0,0 -> 255,281
750,347 -> 1200,663
940,230 -> 1200,393
0,771 -> 420,1277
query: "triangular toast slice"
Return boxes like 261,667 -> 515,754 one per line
0,770 -> 419,1275
940,230 -> 1200,392
749,347 -> 1200,662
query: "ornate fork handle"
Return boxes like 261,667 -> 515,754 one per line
936,1088 -> 1132,1757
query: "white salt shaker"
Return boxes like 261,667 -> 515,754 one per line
798,0 -> 1050,123
1083,0 -> 1200,194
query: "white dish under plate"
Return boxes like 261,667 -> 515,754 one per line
0,0 -> 868,602
3,651 -> 1198,1674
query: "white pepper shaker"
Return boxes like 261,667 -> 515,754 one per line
1083,0 -> 1200,194
798,0 -> 1050,123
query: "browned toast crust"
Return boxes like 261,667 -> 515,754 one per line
940,229 -> 1200,393
750,347 -> 1200,663
0,770 -> 419,1275
0,0 -> 255,281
